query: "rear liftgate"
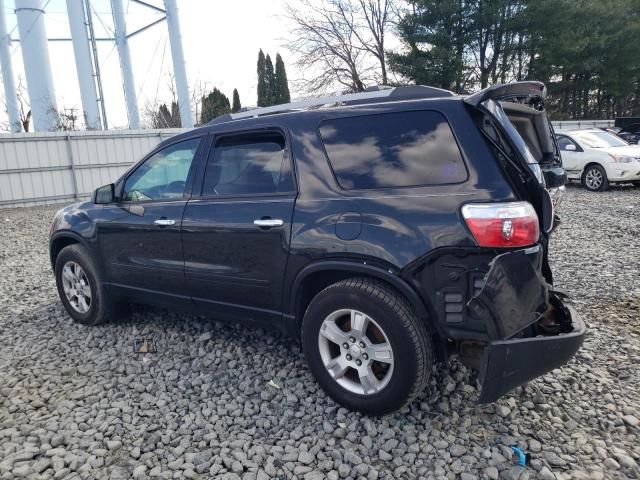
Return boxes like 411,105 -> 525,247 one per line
463,82 -> 586,402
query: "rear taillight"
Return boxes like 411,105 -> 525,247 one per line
461,202 -> 539,248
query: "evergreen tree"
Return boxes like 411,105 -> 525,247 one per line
200,88 -> 230,123
257,49 -> 268,107
265,54 -> 277,106
388,0 -> 469,92
274,53 -> 291,104
149,101 -> 181,128
232,89 -> 241,113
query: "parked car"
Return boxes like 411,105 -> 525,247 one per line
617,123 -> 640,145
556,129 -> 640,190
50,82 -> 585,415
598,126 -> 621,136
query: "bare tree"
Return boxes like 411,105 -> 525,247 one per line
286,0 -> 374,94
353,0 -> 394,85
15,76 -> 31,132
285,0 -> 397,94
143,75 -> 211,128
56,107 -> 79,131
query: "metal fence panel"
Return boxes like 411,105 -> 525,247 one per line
0,120 -> 622,208
0,128 -> 186,208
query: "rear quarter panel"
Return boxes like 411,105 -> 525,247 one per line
283,100 -> 517,313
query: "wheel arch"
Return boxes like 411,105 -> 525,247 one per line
290,261 -> 435,337
50,231 -> 88,270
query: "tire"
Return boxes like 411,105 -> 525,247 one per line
301,277 -> 433,415
55,244 -> 120,325
582,164 -> 609,191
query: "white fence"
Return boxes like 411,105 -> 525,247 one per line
0,120 -> 620,209
0,129 -> 186,208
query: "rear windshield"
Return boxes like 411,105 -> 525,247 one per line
319,110 -> 467,190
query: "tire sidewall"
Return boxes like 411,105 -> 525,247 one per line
582,165 -> 608,191
55,245 -> 105,325
302,286 -> 422,415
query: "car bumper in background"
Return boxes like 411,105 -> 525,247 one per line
477,304 -> 586,403
606,163 -> 640,182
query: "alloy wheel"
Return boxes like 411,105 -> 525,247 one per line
318,309 -> 394,395
585,167 -> 603,190
61,261 -> 92,313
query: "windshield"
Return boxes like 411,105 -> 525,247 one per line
573,131 -> 628,148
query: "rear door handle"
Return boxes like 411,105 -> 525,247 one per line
254,218 -> 284,228
154,218 -> 176,226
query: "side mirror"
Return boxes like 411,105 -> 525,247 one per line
93,184 -> 114,204
564,143 -> 577,151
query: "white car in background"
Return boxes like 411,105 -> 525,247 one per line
556,129 -> 640,191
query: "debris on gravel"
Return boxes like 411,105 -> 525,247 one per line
1,185 -> 639,479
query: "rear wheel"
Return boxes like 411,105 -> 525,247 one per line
55,244 -> 122,325
302,278 -> 433,415
582,164 -> 609,191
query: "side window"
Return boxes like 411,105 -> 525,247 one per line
556,136 -> 576,151
319,110 -> 467,190
123,138 -> 200,201
202,132 -> 293,196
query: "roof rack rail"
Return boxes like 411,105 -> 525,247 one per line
207,85 -> 455,124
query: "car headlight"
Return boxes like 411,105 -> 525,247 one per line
608,154 -> 638,163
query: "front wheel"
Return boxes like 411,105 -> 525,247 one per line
582,164 -> 609,191
55,244 -> 121,325
302,278 -> 433,415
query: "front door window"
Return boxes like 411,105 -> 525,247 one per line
123,138 -> 200,201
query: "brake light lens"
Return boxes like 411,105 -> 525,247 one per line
461,202 -> 539,248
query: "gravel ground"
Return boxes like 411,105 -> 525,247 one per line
0,185 -> 639,480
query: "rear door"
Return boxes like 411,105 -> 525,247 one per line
181,129 -> 296,327
98,136 -> 203,304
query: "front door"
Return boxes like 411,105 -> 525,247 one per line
98,136 -> 203,305
556,135 -> 582,179
181,129 -> 296,327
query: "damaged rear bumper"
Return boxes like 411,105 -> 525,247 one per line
477,304 -> 586,403
463,244 -> 587,402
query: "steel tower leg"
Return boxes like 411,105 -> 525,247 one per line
15,0 -> 58,131
111,0 -> 140,129
0,0 -> 21,132
66,0 -> 101,130
164,0 -> 193,127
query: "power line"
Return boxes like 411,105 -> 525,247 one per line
136,30 -> 164,98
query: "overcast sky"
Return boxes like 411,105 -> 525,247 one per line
0,0 -> 303,129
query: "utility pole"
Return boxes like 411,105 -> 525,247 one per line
0,0 -> 21,132
66,0 -> 101,130
111,0 -> 140,129
164,0 -> 193,127
15,0 -> 58,131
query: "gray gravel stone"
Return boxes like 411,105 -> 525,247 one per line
0,186 -> 639,479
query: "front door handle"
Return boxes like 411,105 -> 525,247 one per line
154,218 -> 176,226
254,218 -> 284,228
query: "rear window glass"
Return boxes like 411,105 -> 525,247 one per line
319,110 -> 467,190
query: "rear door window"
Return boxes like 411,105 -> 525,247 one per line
319,110 -> 467,190
201,132 -> 294,196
